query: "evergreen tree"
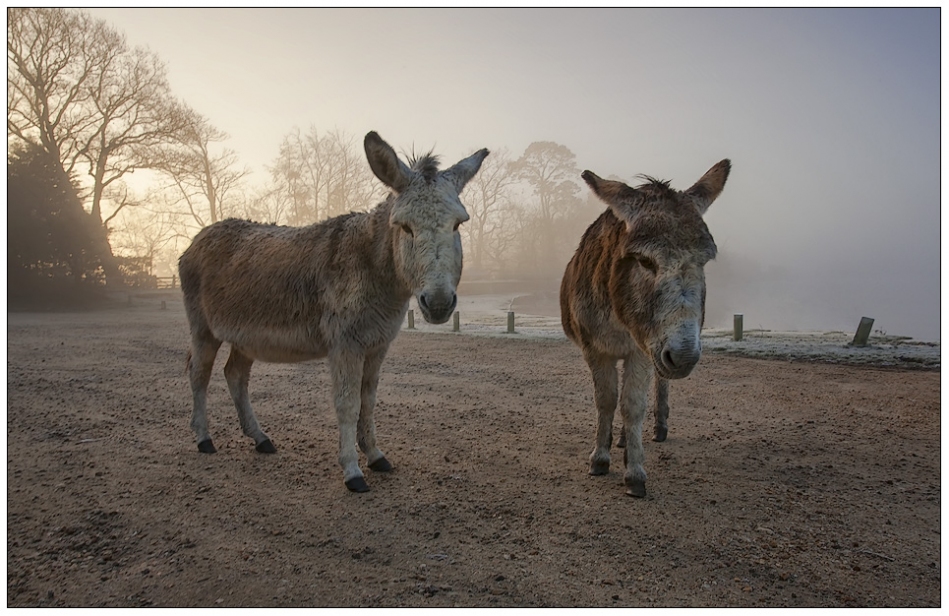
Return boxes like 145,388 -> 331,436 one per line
8,143 -> 105,306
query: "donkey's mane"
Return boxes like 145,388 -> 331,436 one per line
408,150 -> 441,182
634,175 -> 674,194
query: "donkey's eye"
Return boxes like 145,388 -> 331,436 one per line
400,224 -> 414,237
634,254 -> 658,274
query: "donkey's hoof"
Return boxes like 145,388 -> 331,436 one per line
616,435 -> 627,448
197,439 -> 217,454
625,478 -> 647,498
255,439 -> 277,454
345,476 -> 370,493
369,457 -> 393,472
589,461 -> 610,476
653,426 -> 668,442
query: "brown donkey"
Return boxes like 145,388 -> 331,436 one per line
560,160 -> 730,497
179,132 -> 488,492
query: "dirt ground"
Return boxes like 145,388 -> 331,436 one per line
6,299 -> 941,607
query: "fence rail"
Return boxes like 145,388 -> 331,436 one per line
155,276 -> 178,290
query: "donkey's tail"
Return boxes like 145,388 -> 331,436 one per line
185,349 -> 192,375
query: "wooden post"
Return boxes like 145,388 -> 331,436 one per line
733,314 -> 743,341
160,300 -> 167,311
507,311 -> 515,334
852,316 -> 874,347
452,311 -> 460,332
407,309 -> 415,329
171,275 -> 177,289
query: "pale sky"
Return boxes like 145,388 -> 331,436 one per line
87,8 -> 941,341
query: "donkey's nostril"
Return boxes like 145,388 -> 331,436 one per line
659,344 -> 700,379
417,290 -> 457,323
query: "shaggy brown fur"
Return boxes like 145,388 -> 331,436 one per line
560,160 -> 730,497
179,131 -> 488,492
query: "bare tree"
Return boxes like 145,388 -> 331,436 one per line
243,186 -> 291,225
320,129 -> 383,217
511,141 -> 581,224
8,8 -> 109,177
457,147 -> 519,276
8,7 -> 193,285
110,205 -> 180,271
80,45 -> 192,228
156,113 -> 248,228
271,127 -> 322,224
269,127 -> 384,225
510,141 -> 582,278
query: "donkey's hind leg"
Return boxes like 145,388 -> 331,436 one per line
358,348 -> 392,473
223,346 -> 275,453
584,350 -> 618,476
189,336 -> 222,453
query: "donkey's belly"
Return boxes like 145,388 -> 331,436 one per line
242,346 -> 326,363
214,324 -> 328,363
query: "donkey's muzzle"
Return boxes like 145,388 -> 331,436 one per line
657,345 -> 701,379
418,290 -> 457,324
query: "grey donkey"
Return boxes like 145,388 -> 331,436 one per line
179,131 -> 489,492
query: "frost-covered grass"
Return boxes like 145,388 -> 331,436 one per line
407,294 -> 940,370
701,328 -> 939,369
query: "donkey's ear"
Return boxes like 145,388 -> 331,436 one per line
365,131 -> 414,193
685,159 -> 731,215
582,170 -> 641,226
443,148 -> 490,193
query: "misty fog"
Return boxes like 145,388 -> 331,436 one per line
12,8 -> 940,342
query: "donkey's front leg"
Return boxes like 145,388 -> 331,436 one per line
617,371 -> 669,447
358,348 -> 392,473
652,374 -> 670,442
329,349 -> 368,492
619,353 -> 652,497
585,351 -> 618,476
